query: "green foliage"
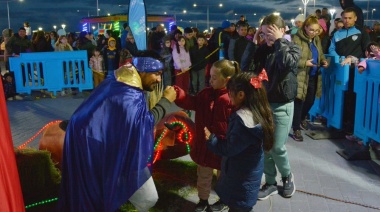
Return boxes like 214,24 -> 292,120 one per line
15,148 -> 61,211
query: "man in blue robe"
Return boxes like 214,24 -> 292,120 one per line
58,51 -> 176,211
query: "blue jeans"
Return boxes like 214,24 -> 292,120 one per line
264,102 -> 294,185
191,68 -> 206,93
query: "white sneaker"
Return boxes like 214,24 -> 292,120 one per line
7,97 -> 13,101
14,95 -> 23,100
61,90 -> 66,96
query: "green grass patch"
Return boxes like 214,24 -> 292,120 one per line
15,148 -> 61,211
15,149 -> 200,211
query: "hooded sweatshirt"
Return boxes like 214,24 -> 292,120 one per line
104,37 -> 119,72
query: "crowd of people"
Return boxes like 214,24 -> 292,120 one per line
1,4 -> 380,211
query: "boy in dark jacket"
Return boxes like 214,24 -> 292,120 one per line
190,34 -> 210,93
104,37 -> 119,76
2,72 -> 22,101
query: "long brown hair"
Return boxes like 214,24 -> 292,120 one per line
227,72 -> 274,152
261,14 -> 285,28
175,35 -> 189,54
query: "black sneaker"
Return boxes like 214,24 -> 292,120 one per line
282,173 -> 296,198
195,199 -> 210,212
209,200 -> 228,212
292,130 -> 303,142
300,120 -> 308,130
257,183 -> 278,200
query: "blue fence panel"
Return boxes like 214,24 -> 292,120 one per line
353,60 -> 380,145
9,51 -> 93,95
309,55 -> 349,129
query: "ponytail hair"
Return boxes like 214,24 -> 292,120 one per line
212,59 -> 240,79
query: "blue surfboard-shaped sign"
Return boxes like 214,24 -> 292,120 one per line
128,0 -> 147,50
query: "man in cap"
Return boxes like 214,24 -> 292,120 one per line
58,50 -> 177,211
184,27 -> 197,50
208,20 -> 232,63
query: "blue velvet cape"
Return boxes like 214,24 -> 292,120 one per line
58,75 -> 154,211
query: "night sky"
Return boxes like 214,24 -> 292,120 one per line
1,0 -> 379,33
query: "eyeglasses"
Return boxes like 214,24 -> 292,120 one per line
307,29 -> 320,34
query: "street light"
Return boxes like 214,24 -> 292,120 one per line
173,9 -> 187,24
329,8 -> 336,19
301,0 -> 310,17
96,0 -> 99,16
38,27 -> 42,31
372,9 -> 376,20
3,0 -> 24,29
61,24 -> 66,30
96,0 -> 99,29
53,25 -> 57,31
193,3 -> 223,32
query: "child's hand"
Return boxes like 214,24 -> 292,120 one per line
321,60 -> 328,68
163,86 -> 176,102
204,127 -> 211,141
181,68 -> 189,72
267,24 -> 283,41
253,26 -> 262,44
341,57 -> 352,66
358,66 -> 365,74
306,59 -> 315,67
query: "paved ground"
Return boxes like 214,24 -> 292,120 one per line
5,93 -> 380,212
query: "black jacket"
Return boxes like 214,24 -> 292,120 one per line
208,28 -> 231,63
228,36 -> 257,72
190,45 -> 210,70
253,38 -> 301,103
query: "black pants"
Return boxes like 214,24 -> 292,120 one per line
343,66 -> 356,133
293,76 -> 317,131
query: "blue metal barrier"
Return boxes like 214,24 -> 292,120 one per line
309,55 -> 350,129
353,60 -> 380,145
9,51 -> 93,95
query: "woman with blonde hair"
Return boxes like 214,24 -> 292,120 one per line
291,15 -> 329,141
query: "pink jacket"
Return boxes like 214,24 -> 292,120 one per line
358,56 -> 380,70
89,56 -> 104,73
172,45 -> 191,70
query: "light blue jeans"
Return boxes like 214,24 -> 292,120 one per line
264,102 -> 294,185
